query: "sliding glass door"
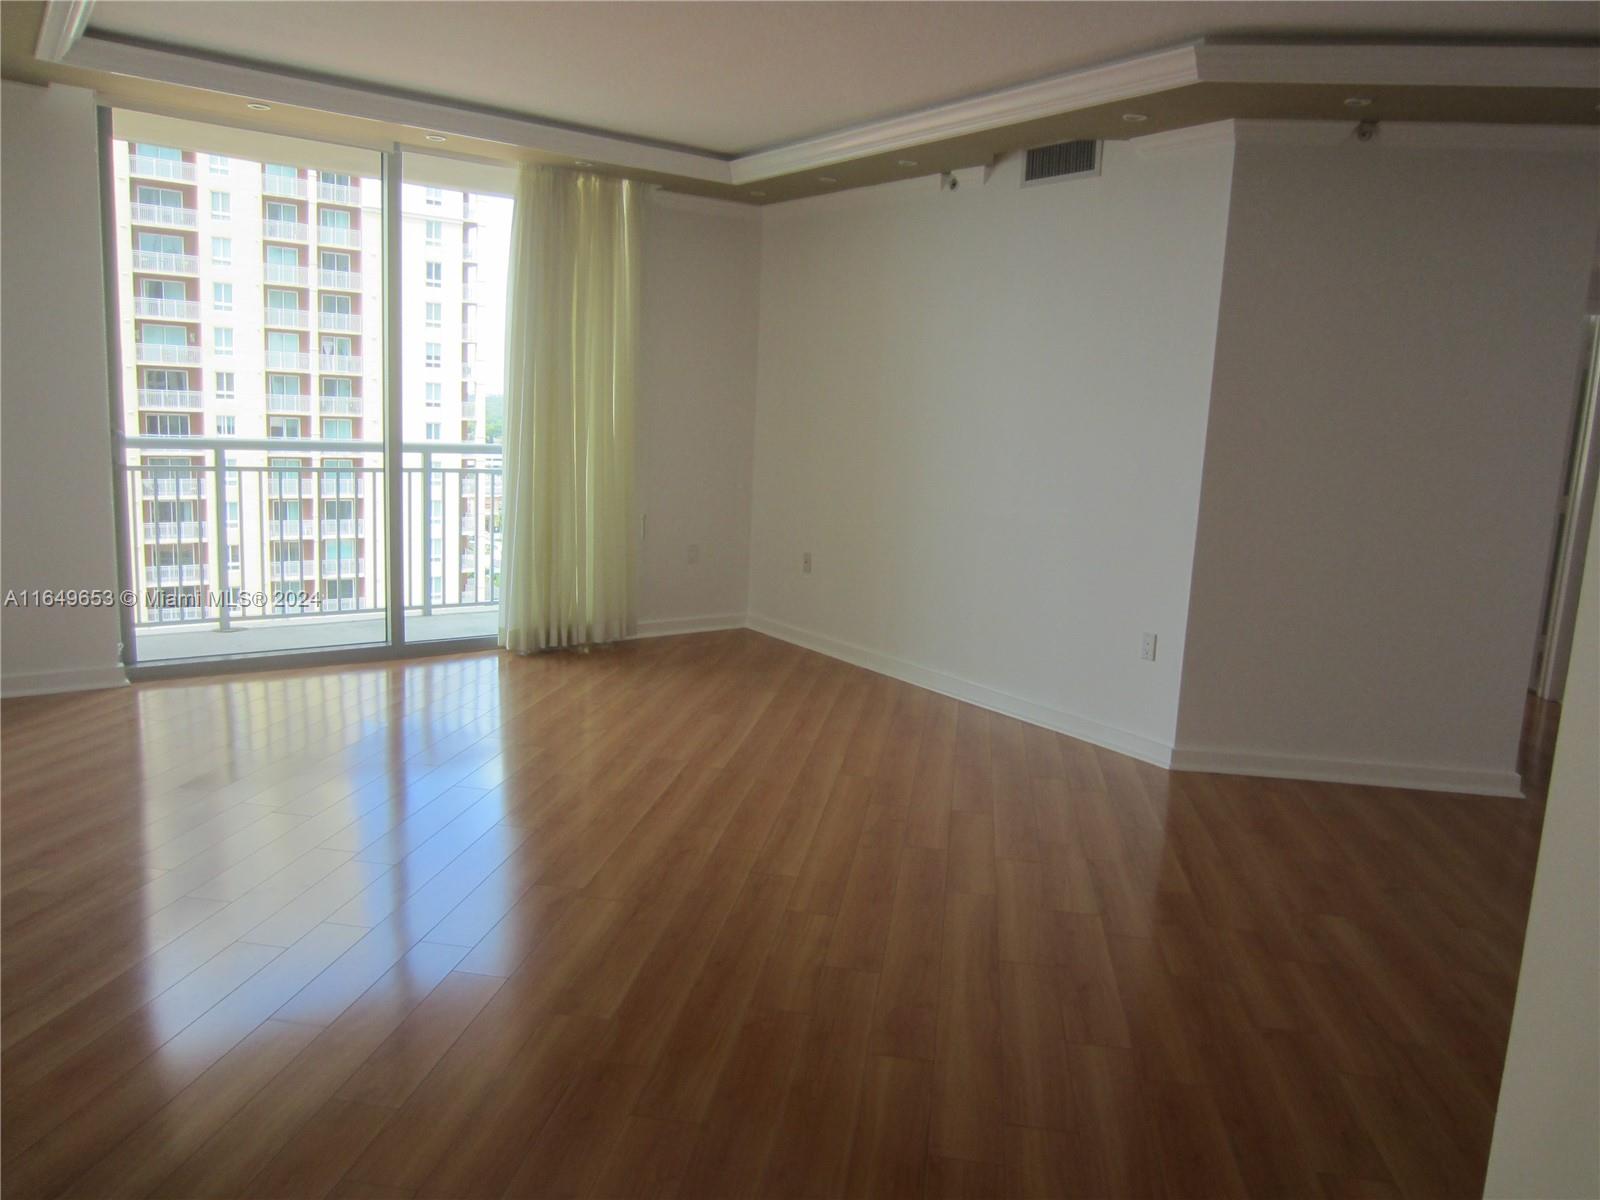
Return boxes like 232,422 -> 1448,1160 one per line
107,113 -> 511,668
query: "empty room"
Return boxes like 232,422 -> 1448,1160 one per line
2,2 -> 1598,1198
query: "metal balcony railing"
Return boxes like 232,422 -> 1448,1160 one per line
130,204 -> 198,229
132,251 -> 199,275
129,156 -> 196,182
263,219 -> 310,242
318,270 -> 361,291
318,310 -> 362,333
266,351 -> 312,371
143,521 -> 206,542
266,393 -> 311,414
265,307 -> 311,329
262,174 -> 309,198
319,354 -> 362,374
317,181 -> 361,205
319,395 -> 362,416
321,518 -> 365,537
266,519 -> 318,539
317,225 -> 361,249
135,297 -> 200,320
264,263 -> 310,285
138,389 -> 203,410
135,342 -> 202,365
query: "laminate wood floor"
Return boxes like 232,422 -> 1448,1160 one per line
1,630 -> 1555,1199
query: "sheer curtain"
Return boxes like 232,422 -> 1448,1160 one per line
498,165 -> 642,653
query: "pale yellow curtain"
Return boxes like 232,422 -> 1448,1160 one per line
498,165 -> 641,653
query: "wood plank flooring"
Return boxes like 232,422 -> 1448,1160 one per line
1,629 -> 1555,1199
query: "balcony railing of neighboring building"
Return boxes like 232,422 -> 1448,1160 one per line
318,311 -> 362,333
264,263 -> 311,285
135,297 -> 202,320
263,219 -> 311,242
262,174 -> 309,198
319,355 -> 363,375
128,156 -> 197,182
266,393 -> 312,414
138,389 -> 204,410
318,270 -> 362,291
132,251 -> 200,275
317,225 -> 362,249
130,204 -> 198,229
319,395 -> 362,416
266,351 -> 313,371
118,435 -> 502,631
135,342 -> 203,365
317,181 -> 362,205
461,283 -> 481,302
265,307 -> 311,329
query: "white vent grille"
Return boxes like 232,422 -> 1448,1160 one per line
1023,140 -> 1100,186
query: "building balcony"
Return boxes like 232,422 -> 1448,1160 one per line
318,310 -> 362,333
135,342 -> 202,365
262,175 -> 309,199
130,204 -> 198,229
317,181 -> 362,205
265,307 -> 311,329
135,297 -> 201,320
138,388 -> 203,410
268,561 -> 311,581
317,225 -> 361,249
266,393 -> 312,414
319,354 -> 362,374
321,518 -> 365,538
263,219 -> 310,242
128,156 -> 196,182
150,564 -> 205,586
264,263 -> 311,285
132,250 -> 200,276
143,520 -> 206,542
320,395 -> 362,416
266,519 -> 318,539
461,283 -> 481,302
319,270 -> 362,291
462,241 -> 478,261
141,476 -> 202,499
461,400 -> 477,419
266,351 -> 312,371
321,560 -> 366,577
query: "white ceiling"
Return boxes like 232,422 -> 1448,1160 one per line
89,1 -> 1600,156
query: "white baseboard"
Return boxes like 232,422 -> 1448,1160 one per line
1167,745 -> 1524,798
745,612 -> 1176,769
1,664 -> 129,699
633,613 -> 748,640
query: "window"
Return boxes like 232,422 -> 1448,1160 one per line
425,261 -> 442,288
136,185 -> 183,209
144,369 -> 185,390
208,154 -> 230,175
210,237 -> 232,265
321,336 -> 353,358
143,413 -> 193,437
142,324 -> 188,348
321,377 -> 354,399
425,342 -> 442,368
210,191 -> 230,219
425,382 -> 442,407
213,328 -> 233,355
320,250 -> 352,272
425,422 -> 441,440
214,371 -> 235,398
425,302 -> 442,328
215,415 -> 236,434
139,279 -> 185,301
269,416 -> 303,438
265,201 -> 300,225
320,208 -> 351,231
210,282 -> 232,311
425,220 -> 442,246
425,187 -> 443,207
320,295 -> 352,316
267,374 -> 301,396
322,418 -> 354,440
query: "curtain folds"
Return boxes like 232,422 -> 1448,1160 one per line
498,165 -> 641,653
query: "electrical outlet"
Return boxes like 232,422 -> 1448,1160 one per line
1141,633 -> 1158,662
802,551 -> 812,575
687,544 -> 699,565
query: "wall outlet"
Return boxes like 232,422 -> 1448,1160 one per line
1141,632 -> 1158,662
687,544 -> 699,565
802,551 -> 812,575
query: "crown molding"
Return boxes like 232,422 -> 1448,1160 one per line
35,0 -> 95,64
730,43 -> 1202,185
1194,41 -> 1600,90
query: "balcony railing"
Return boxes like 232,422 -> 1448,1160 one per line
135,342 -> 202,365
130,204 -> 198,229
319,270 -> 361,291
267,393 -> 311,414
118,435 -> 501,631
462,241 -> 478,261
135,297 -> 200,320
461,283 -> 481,302
265,307 -> 311,329
129,156 -> 196,182
266,351 -> 312,371
263,219 -> 310,242
317,225 -> 361,249
138,388 -> 203,410
132,251 -> 199,275
317,181 -> 362,205
320,395 -> 362,416
262,175 -> 309,198
318,310 -> 362,333
264,263 -> 310,285
319,354 -> 362,374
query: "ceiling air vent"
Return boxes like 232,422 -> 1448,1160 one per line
1023,139 -> 1100,186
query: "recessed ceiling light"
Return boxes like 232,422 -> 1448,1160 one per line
897,159 -> 918,167
1344,97 -> 1373,108
574,160 -> 594,167
817,175 -> 837,183
424,134 -> 447,143
246,102 -> 272,111
1121,113 -> 1149,123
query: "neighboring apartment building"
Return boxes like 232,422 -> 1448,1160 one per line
114,140 -> 502,644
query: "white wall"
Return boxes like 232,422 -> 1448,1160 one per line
636,195 -> 761,632
1174,126 -> 1600,794
1,82 -> 126,696
746,140 -> 1236,758
1485,502 -> 1599,1199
